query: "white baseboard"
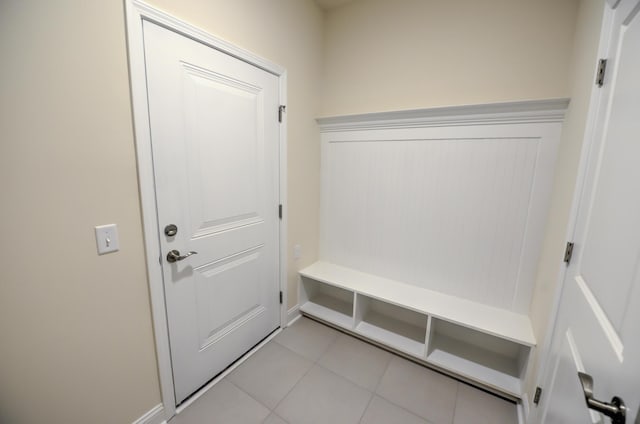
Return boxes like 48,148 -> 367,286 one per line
287,304 -> 300,326
132,403 -> 165,424
517,401 -> 526,424
521,392 -> 530,422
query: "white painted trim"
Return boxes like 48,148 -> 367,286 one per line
124,0 -> 176,418
521,392 -> 531,422
287,304 -> 301,326
124,1 -> 288,420
575,276 -> 624,361
131,404 -> 166,424
316,99 -> 570,132
128,0 -> 285,76
517,402 -> 526,424
528,3 -> 615,422
175,328 -> 281,414
279,77 -> 289,329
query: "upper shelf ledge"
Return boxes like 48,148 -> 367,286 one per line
316,98 -> 570,132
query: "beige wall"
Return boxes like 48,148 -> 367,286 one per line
321,0 -> 580,116
525,0 -> 605,405
0,2 -> 160,423
0,0 -> 322,423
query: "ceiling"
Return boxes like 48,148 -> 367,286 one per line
314,0 -> 357,11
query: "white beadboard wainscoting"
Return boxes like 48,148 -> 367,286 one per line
298,99 -> 568,398
318,100 -> 566,314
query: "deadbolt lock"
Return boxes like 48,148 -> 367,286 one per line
164,224 -> 178,237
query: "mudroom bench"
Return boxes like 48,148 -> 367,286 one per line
299,261 -> 536,399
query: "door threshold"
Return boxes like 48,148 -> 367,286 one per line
175,327 -> 282,414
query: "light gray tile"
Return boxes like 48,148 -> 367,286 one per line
227,341 -> 313,408
318,333 -> 391,390
453,383 -> 517,424
360,395 -> 428,424
376,356 -> 458,424
170,380 -> 269,424
275,365 -> 372,424
263,413 -> 289,424
274,317 -> 339,361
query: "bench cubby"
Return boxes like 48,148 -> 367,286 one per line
355,294 -> 428,358
299,275 -> 354,328
299,261 -> 535,398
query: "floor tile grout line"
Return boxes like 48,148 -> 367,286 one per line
270,336 -> 318,365
314,345 -> 391,393
359,393 -> 435,424
262,411 -> 289,424
314,360 -> 378,393
372,388 -> 435,423
315,326 -> 341,363
224,378 -> 273,415
312,361 -> 376,395
450,381 -> 461,424
356,390 -> 376,424
371,352 -> 393,393
319,330 -> 395,393
305,363 -> 376,424
268,355 -> 318,414
272,318 -> 341,364
373,358 -> 445,423
268,317 -> 343,415
224,341 -> 313,413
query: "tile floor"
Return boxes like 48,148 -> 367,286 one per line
170,317 -> 518,424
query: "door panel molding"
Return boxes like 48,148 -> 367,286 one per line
575,276 -> 624,361
124,0 -> 287,419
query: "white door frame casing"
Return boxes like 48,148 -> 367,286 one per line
124,0 -> 288,419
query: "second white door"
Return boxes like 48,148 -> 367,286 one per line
143,22 -> 281,404
537,1 -> 640,422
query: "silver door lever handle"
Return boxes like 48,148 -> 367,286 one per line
166,250 -> 198,263
578,372 -> 626,424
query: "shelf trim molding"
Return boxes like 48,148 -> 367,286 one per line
316,98 -> 570,132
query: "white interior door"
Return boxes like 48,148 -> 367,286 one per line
538,1 -> 640,423
143,21 -> 281,404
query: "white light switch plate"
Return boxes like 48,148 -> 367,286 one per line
95,224 -> 119,255
293,244 -> 302,260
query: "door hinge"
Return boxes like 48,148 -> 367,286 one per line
533,387 -> 543,405
279,291 -> 283,304
564,241 -> 575,264
278,105 -> 286,123
278,204 -> 283,220
596,58 -> 607,87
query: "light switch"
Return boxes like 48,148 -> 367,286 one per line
293,244 -> 302,260
95,224 -> 119,255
